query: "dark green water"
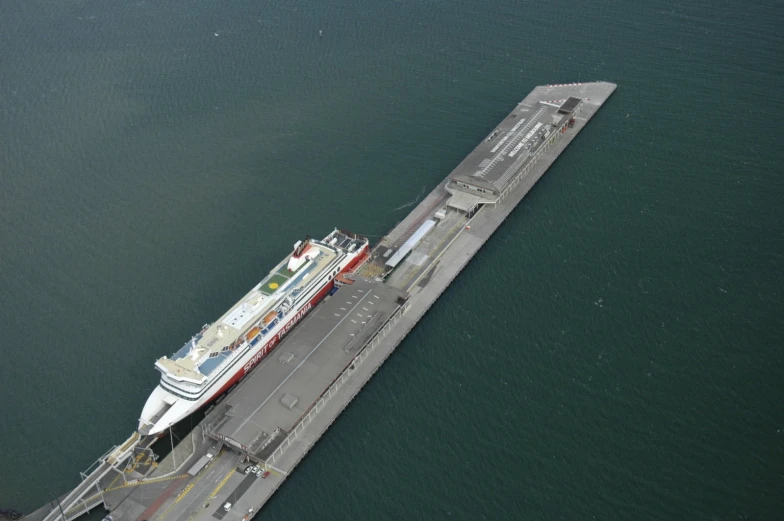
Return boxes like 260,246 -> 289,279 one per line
1,0 -> 782,519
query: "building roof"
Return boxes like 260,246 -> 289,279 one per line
205,278 -> 407,459
558,96 -> 582,114
385,220 -> 437,268
448,174 -> 499,193
446,100 -> 564,192
446,191 -> 486,212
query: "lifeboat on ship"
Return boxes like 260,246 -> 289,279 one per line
245,326 -> 261,344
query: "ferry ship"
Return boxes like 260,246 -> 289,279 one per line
138,229 -> 369,436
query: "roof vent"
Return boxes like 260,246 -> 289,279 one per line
280,393 -> 298,410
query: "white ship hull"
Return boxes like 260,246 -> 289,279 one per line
138,233 -> 368,436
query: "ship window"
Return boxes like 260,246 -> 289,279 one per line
159,381 -> 199,401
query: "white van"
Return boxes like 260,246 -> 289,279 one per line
223,502 -> 232,512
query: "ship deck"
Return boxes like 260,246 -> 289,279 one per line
156,242 -> 340,380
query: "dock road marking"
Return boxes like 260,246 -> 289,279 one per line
209,468 -> 236,499
103,474 -> 189,493
155,456 -> 216,521
108,471 -> 122,489
176,481 -> 197,502
232,289 -> 375,434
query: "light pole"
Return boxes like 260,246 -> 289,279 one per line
45,485 -> 66,521
169,426 -> 176,469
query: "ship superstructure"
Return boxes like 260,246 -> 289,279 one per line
138,229 -> 368,436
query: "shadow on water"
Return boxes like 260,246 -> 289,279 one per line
147,409 -> 207,462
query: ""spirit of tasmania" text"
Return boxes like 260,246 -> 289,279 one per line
242,301 -> 313,373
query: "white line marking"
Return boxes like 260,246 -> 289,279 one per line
232,289 -> 375,434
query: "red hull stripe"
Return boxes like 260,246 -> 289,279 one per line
197,245 -> 369,408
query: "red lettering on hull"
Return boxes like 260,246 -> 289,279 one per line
194,248 -> 367,409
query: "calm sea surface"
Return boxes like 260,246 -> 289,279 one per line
1,0 -> 782,519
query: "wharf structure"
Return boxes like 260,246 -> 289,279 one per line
24,81 -> 616,521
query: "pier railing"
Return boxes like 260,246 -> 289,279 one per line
265,297 -> 411,467
498,103 -> 581,203
61,493 -> 102,521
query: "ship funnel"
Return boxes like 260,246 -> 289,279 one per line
293,236 -> 310,258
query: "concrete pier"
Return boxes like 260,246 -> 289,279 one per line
25,81 -> 616,521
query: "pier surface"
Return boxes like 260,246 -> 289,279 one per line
26,81 -> 616,521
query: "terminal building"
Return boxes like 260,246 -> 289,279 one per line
355,95 -> 587,284
445,96 -> 583,216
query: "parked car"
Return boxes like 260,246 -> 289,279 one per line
223,503 -> 232,512
244,466 -> 252,474
262,471 -> 270,479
